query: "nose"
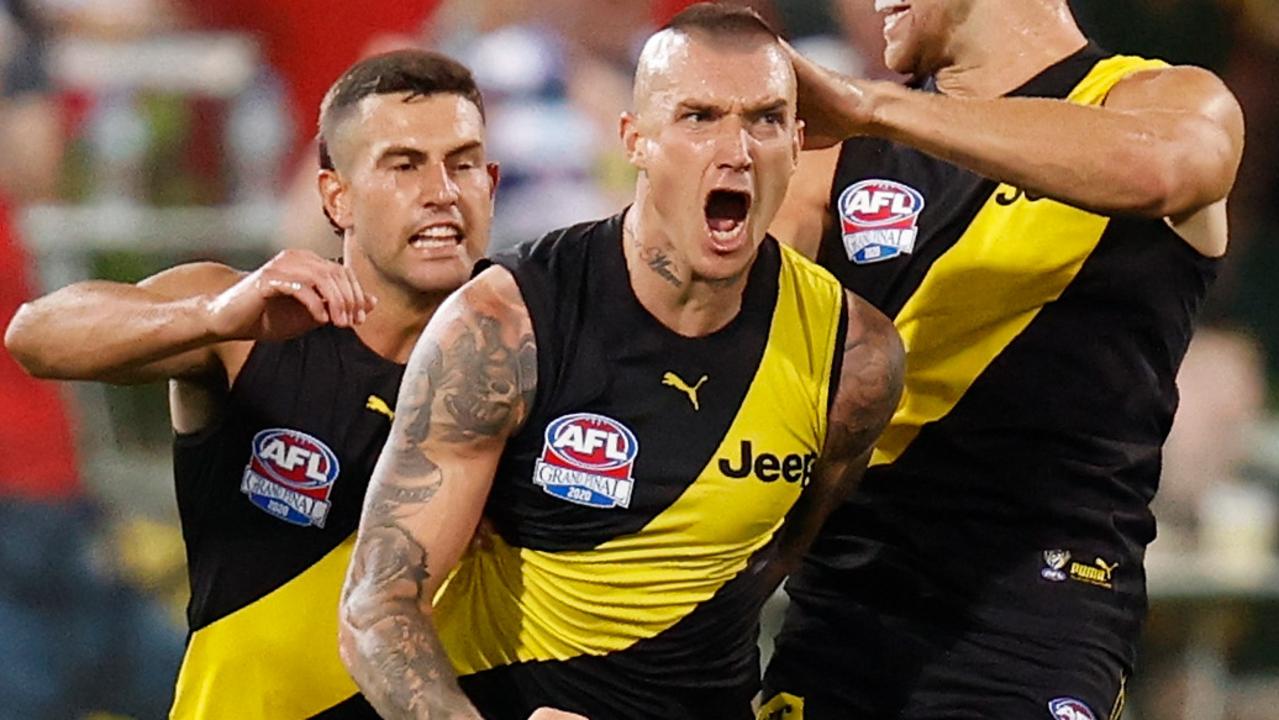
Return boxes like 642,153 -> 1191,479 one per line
714,119 -> 753,173
419,161 -> 460,206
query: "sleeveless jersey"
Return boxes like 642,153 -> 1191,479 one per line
170,324 -> 403,719
795,45 -> 1219,662
435,212 -> 848,720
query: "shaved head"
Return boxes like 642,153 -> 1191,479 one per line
633,5 -> 793,119
619,2 -> 802,284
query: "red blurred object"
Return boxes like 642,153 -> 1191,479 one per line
191,0 -> 441,157
653,0 -> 701,24
0,194 -> 81,500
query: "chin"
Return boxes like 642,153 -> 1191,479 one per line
409,265 -> 471,296
693,248 -> 756,284
883,46 -> 916,76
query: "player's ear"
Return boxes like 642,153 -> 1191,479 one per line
793,118 -> 805,165
620,111 -> 649,171
318,169 -> 352,231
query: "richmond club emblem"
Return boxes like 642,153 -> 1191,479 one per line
533,413 -> 639,509
838,179 -> 925,265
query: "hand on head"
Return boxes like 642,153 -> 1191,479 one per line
781,39 -> 875,149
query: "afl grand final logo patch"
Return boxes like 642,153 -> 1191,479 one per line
534,413 -> 639,509
1048,697 -> 1096,720
838,179 -> 925,265
241,428 -> 340,528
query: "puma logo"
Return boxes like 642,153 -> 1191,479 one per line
661,372 -> 707,411
366,395 -> 395,421
1095,558 -> 1119,578
1068,556 -> 1119,588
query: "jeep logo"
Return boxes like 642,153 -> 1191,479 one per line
718,440 -> 815,486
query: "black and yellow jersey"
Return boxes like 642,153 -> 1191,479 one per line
436,212 -> 848,719
795,45 -> 1218,662
169,325 -> 402,719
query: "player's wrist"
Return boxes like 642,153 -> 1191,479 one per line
861,80 -> 906,138
199,291 -> 245,342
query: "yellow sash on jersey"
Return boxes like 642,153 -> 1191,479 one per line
871,55 -> 1169,467
435,244 -> 845,672
170,537 -> 358,720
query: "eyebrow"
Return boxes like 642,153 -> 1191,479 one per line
673,98 -> 789,116
746,99 -> 788,116
674,100 -> 724,116
377,140 -> 485,163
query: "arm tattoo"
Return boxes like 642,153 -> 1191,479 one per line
341,274 -> 537,720
774,293 -> 905,578
824,296 -> 905,465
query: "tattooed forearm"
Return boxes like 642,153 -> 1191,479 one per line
341,523 -> 475,720
340,270 -> 537,720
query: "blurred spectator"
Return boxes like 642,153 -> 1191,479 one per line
434,0 -> 644,250
0,0 -> 63,201
1139,326 -> 1277,720
277,0 -> 648,255
1156,327 -> 1274,556
0,3 -> 183,717
190,0 -> 441,162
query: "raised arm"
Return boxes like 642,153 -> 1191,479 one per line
4,249 -> 371,385
774,290 -> 904,574
338,266 -> 536,720
786,45 -> 1244,252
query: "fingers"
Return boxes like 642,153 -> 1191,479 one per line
260,251 -> 374,328
266,277 -> 329,323
345,264 -> 377,321
318,269 -> 356,327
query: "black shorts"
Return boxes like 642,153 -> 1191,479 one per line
760,589 -> 1129,720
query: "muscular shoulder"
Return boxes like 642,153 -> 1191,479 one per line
1105,64 -> 1243,137
422,266 -> 538,435
827,290 -> 904,458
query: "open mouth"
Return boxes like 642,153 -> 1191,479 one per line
875,0 -> 911,31
408,223 -> 464,250
704,189 -> 751,246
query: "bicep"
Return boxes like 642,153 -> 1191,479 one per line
824,291 -> 904,470
1104,66 -> 1244,211
352,267 -> 538,602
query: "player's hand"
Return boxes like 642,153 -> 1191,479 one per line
782,40 -> 876,149
205,249 -> 377,342
528,708 -> 588,720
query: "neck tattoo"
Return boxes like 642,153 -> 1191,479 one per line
626,216 -> 684,289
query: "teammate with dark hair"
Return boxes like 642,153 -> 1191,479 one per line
6,49 -> 498,719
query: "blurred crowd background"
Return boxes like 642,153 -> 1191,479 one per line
1,1 -> 1277,718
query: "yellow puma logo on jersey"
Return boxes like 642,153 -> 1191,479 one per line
365,395 -> 394,421
661,372 -> 708,411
